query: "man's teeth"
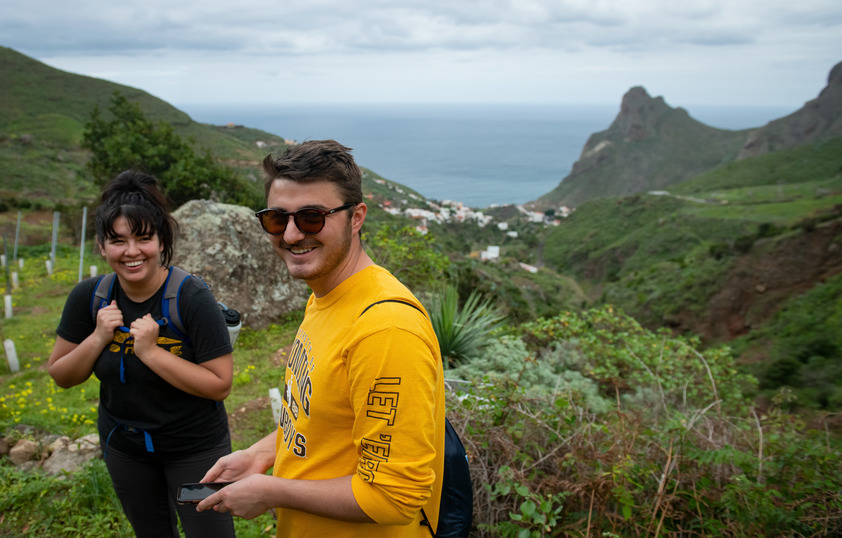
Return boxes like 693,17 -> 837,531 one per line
125,261 -> 143,267
290,247 -> 313,254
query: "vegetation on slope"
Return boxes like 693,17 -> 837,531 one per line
0,46 -> 289,210
3,46 -> 842,535
83,92 -> 264,208
541,136 -> 842,410
3,254 -> 842,537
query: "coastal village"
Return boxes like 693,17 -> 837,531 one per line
255,137 -> 576,273
368,177 -> 574,272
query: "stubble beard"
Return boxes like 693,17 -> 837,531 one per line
280,223 -> 354,283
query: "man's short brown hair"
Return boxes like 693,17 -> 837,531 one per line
262,140 -> 363,205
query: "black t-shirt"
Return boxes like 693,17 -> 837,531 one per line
56,268 -> 233,458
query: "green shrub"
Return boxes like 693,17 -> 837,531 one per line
736,273 -> 842,410
430,285 -> 505,367
449,306 -> 842,537
364,224 -> 450,296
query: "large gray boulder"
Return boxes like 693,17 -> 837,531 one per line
172,200 -> 310,330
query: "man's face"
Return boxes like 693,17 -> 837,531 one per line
264,179 -> 363,296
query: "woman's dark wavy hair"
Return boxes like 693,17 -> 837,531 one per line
95,170 -> 178,267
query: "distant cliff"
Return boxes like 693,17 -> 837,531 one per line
738,61 -> 842,160
533,87 -> 749,209
533,60 -> 842,210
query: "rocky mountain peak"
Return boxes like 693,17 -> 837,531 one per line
610,86 -> 679,142
536,84 -> 747,209
738,60 -> 842,160
822,61 -> 842,95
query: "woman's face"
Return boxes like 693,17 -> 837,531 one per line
99,216 -> 164,286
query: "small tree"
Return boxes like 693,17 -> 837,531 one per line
365,225 -> 450,295
82,92 -> 260,208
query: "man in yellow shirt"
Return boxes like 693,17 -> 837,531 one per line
198,139 -> 445,537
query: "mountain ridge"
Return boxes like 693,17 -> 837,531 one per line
737,61 -> 842,160
532,61 -> 842,210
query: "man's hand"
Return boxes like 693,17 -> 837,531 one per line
197,474 -> 275,519
201,448 -> 269,484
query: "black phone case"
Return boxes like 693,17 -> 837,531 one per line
176,482 -> 232,504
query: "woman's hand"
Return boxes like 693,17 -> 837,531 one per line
129,313 -> 160,358
48,300 -> 124,388
94,300 -> 124,347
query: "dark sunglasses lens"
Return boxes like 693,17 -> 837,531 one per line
295,210 -> 326,234
262,211 -> 288,235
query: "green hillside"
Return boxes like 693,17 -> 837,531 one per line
0,46 -> 288,208
3,45 -> 842,411
542,136 -> 842,406
3,47 -> 842,537
544,136 -> 842,314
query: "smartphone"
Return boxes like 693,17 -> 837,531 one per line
176,482 -> 233,505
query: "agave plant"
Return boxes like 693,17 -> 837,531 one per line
430,285 -> 505,368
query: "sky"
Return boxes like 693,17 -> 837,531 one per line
2,0 -> 841,110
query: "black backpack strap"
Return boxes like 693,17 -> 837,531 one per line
359,299 -> 425,318
420,508 -> 436,537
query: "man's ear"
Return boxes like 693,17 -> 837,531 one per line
351,202 -> 367,235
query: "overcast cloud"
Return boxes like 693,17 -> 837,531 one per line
2,0 -> 840,108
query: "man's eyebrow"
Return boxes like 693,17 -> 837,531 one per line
270,203 -> 332,211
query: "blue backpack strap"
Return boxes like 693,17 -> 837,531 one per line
91,272 -> 117,322
91,273 -> 132,382
160,266 -> 192,344
161,266 -> 211,347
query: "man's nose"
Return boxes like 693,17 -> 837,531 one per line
282,215 -> 306,243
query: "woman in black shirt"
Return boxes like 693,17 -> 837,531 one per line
48,170 -> 236,538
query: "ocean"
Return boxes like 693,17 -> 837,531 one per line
178,102 -> 793,209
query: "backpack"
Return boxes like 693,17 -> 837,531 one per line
360,299 -> 473,538
93,266 -> 237,456
422,417 -> 473,538
91,266 -> 198,345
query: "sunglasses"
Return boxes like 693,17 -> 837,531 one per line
255,202 -> 357,236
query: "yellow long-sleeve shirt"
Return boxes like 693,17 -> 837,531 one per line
273,265 -> 445,537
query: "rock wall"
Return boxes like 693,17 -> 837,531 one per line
172,200 -> 310,330
738,61 -> 842,160
1,425 -> 101,475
